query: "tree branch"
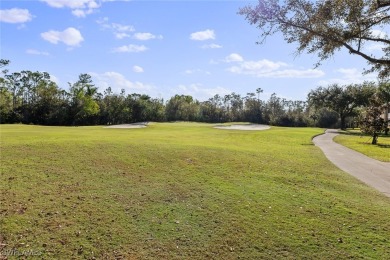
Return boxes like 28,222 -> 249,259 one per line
359,36 -> 390,44
342,42 -> 390,65
377,0 -> 390,9
277,17 -> 390,65
240,0 -> 390,78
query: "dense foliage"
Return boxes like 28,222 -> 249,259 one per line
1,62 -> 388,134
0,66 -> 312,126
307,82 -> 377,129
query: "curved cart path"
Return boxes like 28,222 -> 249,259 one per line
313,129 -> 390,198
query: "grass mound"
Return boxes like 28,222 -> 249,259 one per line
1,123 -> 390,259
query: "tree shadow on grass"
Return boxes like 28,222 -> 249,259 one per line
354,140 -> 390,149
359,143 -> 390,149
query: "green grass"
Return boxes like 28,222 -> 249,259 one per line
334,130 -> 390,162
1,123 -> 390,259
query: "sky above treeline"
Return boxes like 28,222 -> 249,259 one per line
1,0 -> 380,101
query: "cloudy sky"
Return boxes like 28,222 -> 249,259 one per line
1,0 -> 380,101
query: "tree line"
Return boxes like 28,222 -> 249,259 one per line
1,60 -> 389,141
0,68 -> 308,126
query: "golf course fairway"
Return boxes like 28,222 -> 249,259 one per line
1,123 -> 389,259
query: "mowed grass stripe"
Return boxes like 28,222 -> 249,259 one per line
1,123 -> 390,259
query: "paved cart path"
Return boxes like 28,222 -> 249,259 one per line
313,129 -> 390,198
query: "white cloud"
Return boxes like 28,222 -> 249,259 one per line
228,59 -> 286,73
112,44 -> 148,53
366,43 -> 386,52
318,68 -> 377,86
71,9 -> 86,17
91,71 -> 153,93
111,23 -> 134,32
41,27 -> 84,46
114,33 -> 130,39
226,56 -> 324,78
133,32 -> 163,40
263,69 -> 325,78
97,17 -> 135,39
133,65 -> 144,73
42,0 -> 91,8
0,8 -> 33,24
190,29 -> 215,41
337,68 -> 360,76
97,18 -> 162,42
372,29 -> 387,39
41,0 -> 100,17
224,53 -> 244,62
26,49 -> 50,56
201,43 -> 222,49
365,30 -> 388,52
88,1 -> 100,8
72,8 -> 94,18
173,83 -> 231,101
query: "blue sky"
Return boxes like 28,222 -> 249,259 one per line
0,0 -> 379,101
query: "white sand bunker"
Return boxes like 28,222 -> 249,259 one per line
214,124 -> 270,131
104,122 -> 148,129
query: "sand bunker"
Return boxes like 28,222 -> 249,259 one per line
104,123 -> 148,129
214,124 -> 270,131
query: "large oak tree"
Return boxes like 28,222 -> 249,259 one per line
308,83 -> 376,129
239,0 -> 390,78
